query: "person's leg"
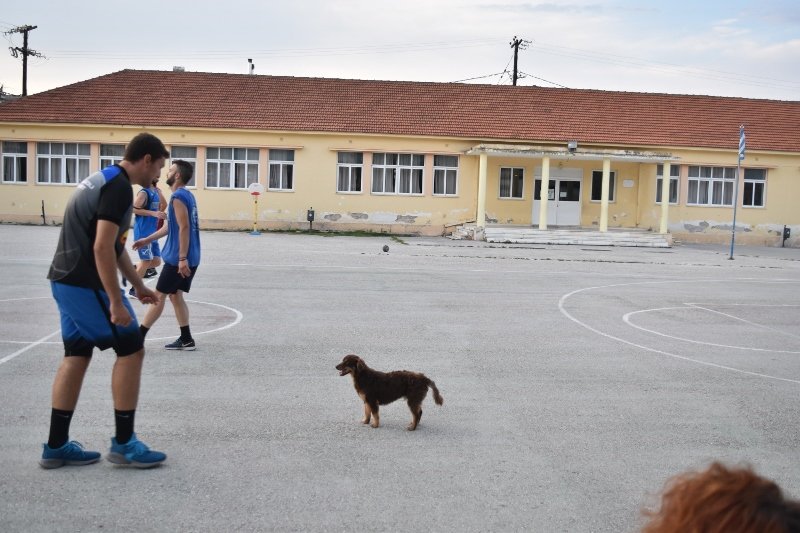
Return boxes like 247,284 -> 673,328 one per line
107,347 -> 166,468
140,290 -> 167,330
170,291 -> 190,328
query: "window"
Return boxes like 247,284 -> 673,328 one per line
499,167 -> 524,199
687,165 -> 735,206
656,164 -> 680,204
100,144 -> 125,169
2,141 -> 27,183
268,149 -> 294,191
433,155 -> 458,196
590,170 -> 616,202
206,147 -> 259,189
171,146 -> 197,187
371,153 -> 424,195
743,168 -> 766,207
336,152 -> 362,193
37,142 -> 90,184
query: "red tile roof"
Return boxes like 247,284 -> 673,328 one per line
1,69 -> 798,153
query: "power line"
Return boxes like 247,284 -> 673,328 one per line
517,71 -> 568,89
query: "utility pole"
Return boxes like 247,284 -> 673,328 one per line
509,36 -> 530,86
5,25 -> 43,96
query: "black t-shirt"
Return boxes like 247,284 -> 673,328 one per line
48,165 -> 134,290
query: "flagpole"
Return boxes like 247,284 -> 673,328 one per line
729,125 -> 745,260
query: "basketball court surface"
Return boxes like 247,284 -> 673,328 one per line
1,225 -> 798,532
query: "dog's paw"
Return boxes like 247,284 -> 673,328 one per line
361,418 -> 370,425
370,422 -> 380,428
407,424 -> 418,431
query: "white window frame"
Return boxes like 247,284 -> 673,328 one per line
655,164 -> 680,205
371,153 -> 424,195
687,165 -> 736,207
2,141 -> 28,183
590,170 -> 617,202
268,149 -> 295,191
100,144 -> 125,169
170,146 -> 198,188
205,147 -> 259,190
336,152 -> 363,193
499,167 -> 524,199
36,142 -> 91,185
743,168 -> 767,208
433,155 -> 459,196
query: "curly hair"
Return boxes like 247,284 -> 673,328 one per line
642,462 -> 800,533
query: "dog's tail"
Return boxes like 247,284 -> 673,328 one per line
428,379 -> 444,405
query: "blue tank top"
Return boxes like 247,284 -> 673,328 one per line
163,187 -> 201,267
133,187 -> 160,239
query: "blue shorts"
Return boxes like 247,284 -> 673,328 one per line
50,281 -> 144,357
137,240 -> 161,261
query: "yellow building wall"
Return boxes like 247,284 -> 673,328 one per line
2,123 -> 798,246
0,124 -> 479,236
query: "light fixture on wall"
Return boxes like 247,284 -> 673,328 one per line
567,140 -> 578,152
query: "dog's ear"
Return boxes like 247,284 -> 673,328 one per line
356,358 -> 365,371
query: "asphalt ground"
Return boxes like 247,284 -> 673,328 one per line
1,224 -> 799,533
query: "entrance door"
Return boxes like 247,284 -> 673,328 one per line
532,169 -> 583,226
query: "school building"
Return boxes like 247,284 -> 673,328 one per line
0,69 -> 798,246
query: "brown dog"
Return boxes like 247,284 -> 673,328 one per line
336,354 -> 443,430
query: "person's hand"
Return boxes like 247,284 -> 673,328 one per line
154,211 -> 166,220
134,285 -> 159,305
132,238 -> 147,251
109,301 -> 132,327
178,259 -> 191,278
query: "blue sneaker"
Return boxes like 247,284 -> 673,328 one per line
107,433 -> 166,468
40,441 -> 101,469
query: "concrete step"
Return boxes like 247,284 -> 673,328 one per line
483,228 -> 672,247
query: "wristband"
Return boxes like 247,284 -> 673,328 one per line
179,257 -> 187,261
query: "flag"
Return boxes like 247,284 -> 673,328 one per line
738,125 -> 746,161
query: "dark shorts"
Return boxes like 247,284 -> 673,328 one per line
51,281 -> 144,357
156,263 -> 198,294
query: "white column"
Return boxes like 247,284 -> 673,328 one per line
477,153 -> 488,228
538,156 -> 550,230
599,158 -> 611,232
659,162 -> 671,234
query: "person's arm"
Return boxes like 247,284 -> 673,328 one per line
157,187 -> 167,213
132,189 -> 166,220
95,220 -> 132,326
172,198 -> 191,278
117,250 -> 158,305
133,222 -> 168,250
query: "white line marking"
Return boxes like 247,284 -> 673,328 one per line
685,303 -> 800,341
558,279 -> 800,385
622,307 -> 800,353
0,330 -> 60,365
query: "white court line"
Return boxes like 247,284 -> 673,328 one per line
685,303 -> 800,341
0,298 -> 243,355
558,278 -> 800,386
0,330 -> 61,365
622,307 -> 800,353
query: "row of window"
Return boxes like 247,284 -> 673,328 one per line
506,165 -> 765,208
1,141 -> 768,207
0,142 -> 461,197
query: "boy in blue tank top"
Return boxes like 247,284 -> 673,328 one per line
131,178 -> 166,292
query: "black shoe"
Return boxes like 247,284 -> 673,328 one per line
128,287 -> 137,299
144,268 -> 158,279
164,338 -> 196,351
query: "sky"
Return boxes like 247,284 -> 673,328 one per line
1,0 -> 799,100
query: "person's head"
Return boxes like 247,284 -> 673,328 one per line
166,160 -> 194,190
642,462 -> 800,533
121,133 -> 169,187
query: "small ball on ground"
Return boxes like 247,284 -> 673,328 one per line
382,245 -> 389,252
